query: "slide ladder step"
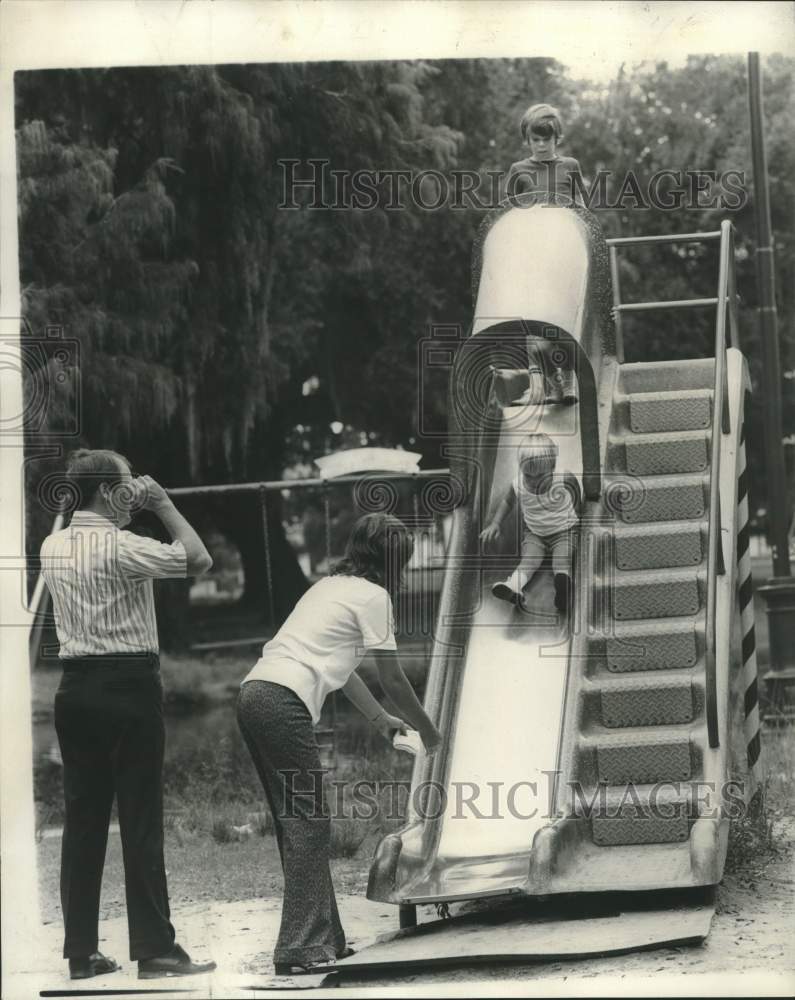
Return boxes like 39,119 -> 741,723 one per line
592,812 -> 690,846
605,474 -> 705,524
592,731 -> 692,784
599,674 -> 694,728
623,431 -> 709,476
628,389 -> 712,434
619,358 -> 715,394
614,522 -> 703,571
576,786 -> 696,847
611,571 -> 700,621
605,619 -> 698,672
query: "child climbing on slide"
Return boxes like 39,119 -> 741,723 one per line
480,432 -> 581,619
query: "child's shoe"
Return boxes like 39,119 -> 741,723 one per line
492,581 -> 521,605
553,573 -> 573,615
546,368 -> 578,405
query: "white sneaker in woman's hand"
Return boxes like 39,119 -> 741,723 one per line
393,730 -> 422,755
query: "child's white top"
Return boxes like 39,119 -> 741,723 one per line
241,574 -> 396,724
513,474 -> 578,537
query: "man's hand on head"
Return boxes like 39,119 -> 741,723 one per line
137,476 -> 173,513
130,476 -> 212,574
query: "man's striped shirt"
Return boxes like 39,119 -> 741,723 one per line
40,511 -> 187,657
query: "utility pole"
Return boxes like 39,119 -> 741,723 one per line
748,52 -> 790,577
748,52 -> 795,709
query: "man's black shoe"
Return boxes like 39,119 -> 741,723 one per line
68,952 -> 120,980
138,943 -> 216,979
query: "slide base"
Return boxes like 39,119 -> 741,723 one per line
318,888 -> 715,975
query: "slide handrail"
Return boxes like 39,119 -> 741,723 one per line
168,467 -> 450,496
552,330 -> 601,501
608,223 -> 737,751
704,220 -> 736,749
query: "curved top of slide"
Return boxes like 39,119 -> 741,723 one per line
446,197 -> 615,507
470,194 -> 614,350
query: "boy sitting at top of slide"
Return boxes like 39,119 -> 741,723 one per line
505,102 -> 583,200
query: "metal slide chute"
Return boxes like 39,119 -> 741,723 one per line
368,203 -> 752,928
368,198 -> 617,906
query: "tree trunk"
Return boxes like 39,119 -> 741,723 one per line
184,374 -> 200,482
323,323 -> 342,421
212,490 -> 309,625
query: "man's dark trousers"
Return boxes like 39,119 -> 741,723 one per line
54,653 -> 176,961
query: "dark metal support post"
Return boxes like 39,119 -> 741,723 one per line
748,52 -> 791,579
748,52 -> 795,698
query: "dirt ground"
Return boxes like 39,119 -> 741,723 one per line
21,815 -> 794,998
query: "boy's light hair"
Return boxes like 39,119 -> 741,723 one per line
520,103 -> 563,142
517,433 -> 558,475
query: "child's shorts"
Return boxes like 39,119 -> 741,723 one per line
519,526 -> 573,577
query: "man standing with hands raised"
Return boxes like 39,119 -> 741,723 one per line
40,449 -> 216,981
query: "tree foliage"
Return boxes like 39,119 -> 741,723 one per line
17,55 -> 794,632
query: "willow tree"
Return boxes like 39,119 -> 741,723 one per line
16,61 -> 462,630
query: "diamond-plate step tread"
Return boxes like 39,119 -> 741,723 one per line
611,571 -> 700,620
592,813 -> 690,846
575,783 -> 694,845
623,431 -> 709,476
614,523 -> 703,570
592,731 -> 692,784
605,619 -> 698,672
628,390 -> 712,434
599,675 -> 694,727
619,358 -> 715,394
605,474 -> 706,525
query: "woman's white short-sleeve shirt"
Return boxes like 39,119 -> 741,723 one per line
241,574 -> 396,724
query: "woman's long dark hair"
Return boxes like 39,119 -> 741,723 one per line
331,512 -> 414,598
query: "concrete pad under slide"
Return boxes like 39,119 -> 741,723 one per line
313,889 -> 716,977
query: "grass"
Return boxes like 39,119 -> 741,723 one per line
33,622 -> 795,876
725,724 -> 795,873
330,818 -> 372,858
762,722 -> 795,814
35,826 -> 374,925
34,707 -> 412,925
725,781 -> 776,872
32,646 -> 795,939
34,647 -> 415,865
157,688 -> 413,856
